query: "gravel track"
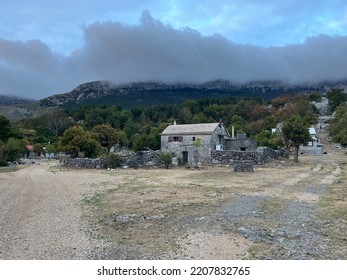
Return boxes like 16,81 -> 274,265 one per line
217,160 -> 345,260
0,164 -> 93,259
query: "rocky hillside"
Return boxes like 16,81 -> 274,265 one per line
0,95 -> 35,106
0,95 -> 38,120
40,80 -> 347,109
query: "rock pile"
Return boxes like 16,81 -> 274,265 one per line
122,149 -> 160,168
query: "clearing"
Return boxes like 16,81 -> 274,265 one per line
0,143 -> 346,259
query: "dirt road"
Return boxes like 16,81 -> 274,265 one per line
0,163 -> 92,259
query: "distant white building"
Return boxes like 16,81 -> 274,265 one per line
299,126 -> 324,155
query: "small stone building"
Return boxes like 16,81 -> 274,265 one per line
225,134 -> 257,151
160,122 -> 230,165
299,126 -> 324,155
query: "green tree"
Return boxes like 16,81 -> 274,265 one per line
105,154 -> 123,168
19,128 -> 37,143
159,152 -> 175,169
251,130 -> 278,149
191,112 -> 213,123
91,124 -> 120,152
192,137 -> 202,168
33,143 -> 44,156
0,138 -> 26,162
309,93 -> 322,102
329,104 -> 347,146
178,107 -> 192,124
45,144 -> 57,159
327,88 -> 346,112
228,115 -> 245,134
59,126 -> 85,148
132,134 -> 159,151
0,115 -> 12,142
282,115 -> 311,163
69,133 -> 102,158
59,126 -> 102,158
123,118 -> 139,141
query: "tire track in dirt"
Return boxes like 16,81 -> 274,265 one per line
216,158 -> 344,259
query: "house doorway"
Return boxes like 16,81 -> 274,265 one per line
182,151 -> 188,164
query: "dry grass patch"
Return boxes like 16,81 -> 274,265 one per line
79,152 -> 346,259
318,162 -> 347,256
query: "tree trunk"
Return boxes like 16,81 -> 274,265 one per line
294,145 -> 299,163
193,149 -> 199,168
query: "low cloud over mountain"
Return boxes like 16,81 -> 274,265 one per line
1,11 -> 347,99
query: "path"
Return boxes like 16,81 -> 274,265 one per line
0,164 -> 92,259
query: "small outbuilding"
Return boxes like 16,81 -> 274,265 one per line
299,126 -> 324,155
225,133 -> 257,151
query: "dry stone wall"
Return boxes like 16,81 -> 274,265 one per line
62,157 -> 107,169
62,148 -> 280,169
62,150 -> 160,169
233,160 -> 254,172
211,147 -> 281,165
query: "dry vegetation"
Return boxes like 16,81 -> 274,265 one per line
78,148 -> 346,259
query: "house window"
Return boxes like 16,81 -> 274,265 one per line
168,136 -> 183,142
192,137 -> 196,141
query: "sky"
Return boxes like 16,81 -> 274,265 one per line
1,0 -> 347,99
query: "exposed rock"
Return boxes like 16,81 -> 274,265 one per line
122,149 -> 160,168
312,97 -> 330,116
40,80 -> 347,109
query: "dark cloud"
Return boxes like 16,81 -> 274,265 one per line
1,11 -> 347,99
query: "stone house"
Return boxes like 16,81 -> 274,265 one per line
160,122 -> 230,165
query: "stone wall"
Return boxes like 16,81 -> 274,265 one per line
62,147 -> 280,169
233,160 -> 254,172
62,157 -> 107,169
62,150 -> 160,169
211,147 -> 280,165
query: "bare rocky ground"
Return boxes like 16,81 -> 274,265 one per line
0,134 -> 346,260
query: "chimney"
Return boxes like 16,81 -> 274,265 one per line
232,126 -> 235,139
173,120 -> 177,125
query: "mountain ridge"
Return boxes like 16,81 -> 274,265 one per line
1,79 -> 347,120
0,95 -> 36,106
40,79 -> 347,109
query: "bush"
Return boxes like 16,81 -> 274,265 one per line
0,160 -> 9,167
106,154 -> 123,168
159,152 -> 175,169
